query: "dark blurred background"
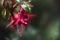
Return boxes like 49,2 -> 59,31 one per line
0,0 -> 60,40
